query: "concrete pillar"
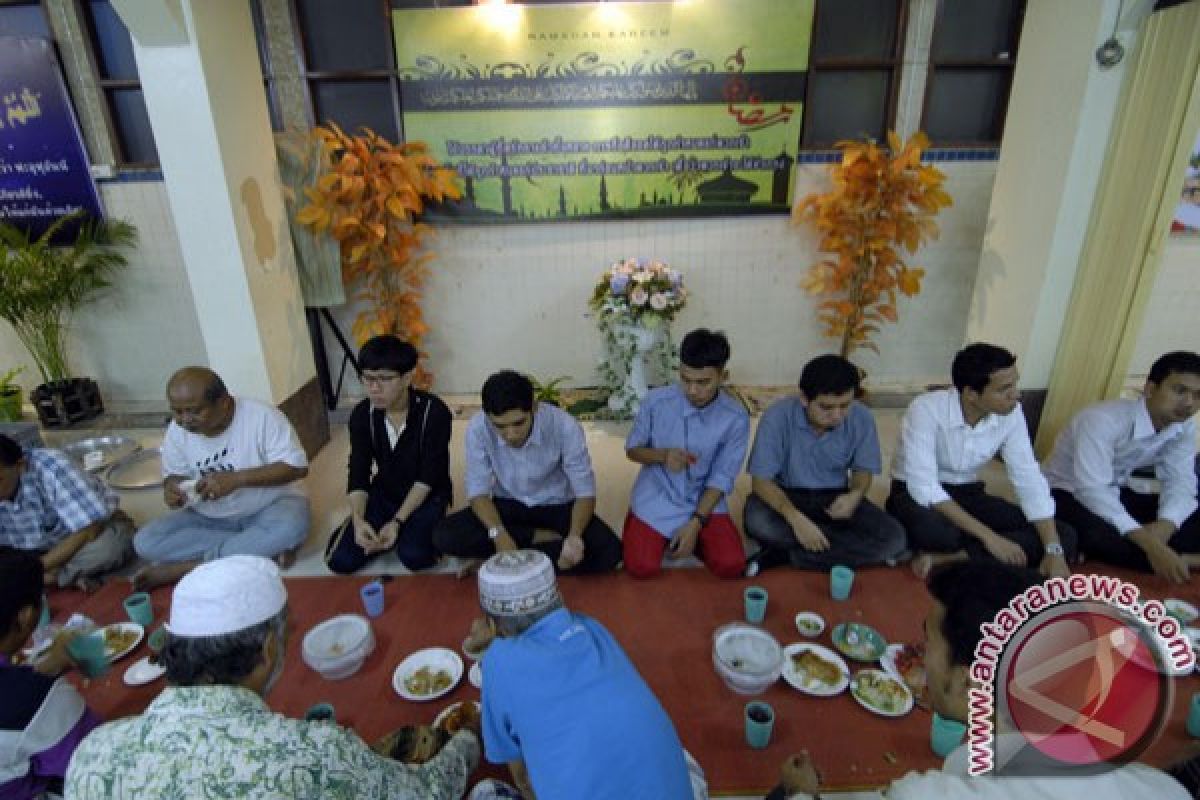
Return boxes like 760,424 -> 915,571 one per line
110,0 -> 326,452
963,0 -> 1149,404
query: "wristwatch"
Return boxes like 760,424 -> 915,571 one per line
487,525 -> 504,541
1045,542 -> 1065,556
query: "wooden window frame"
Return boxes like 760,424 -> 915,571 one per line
920,0 -> 1027,147
800,0 -> 908,150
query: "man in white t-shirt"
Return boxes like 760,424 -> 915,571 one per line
132,368 -> 310,589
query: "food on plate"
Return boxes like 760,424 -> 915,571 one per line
854,671 -> 909,714
795,615 -> 823,636
373,725 -> 449,764
104,627 -> 139,655
404,666 -> 452,696
791,650 -> 842,686
437,702 -> 480,735
894,643 -> 927,694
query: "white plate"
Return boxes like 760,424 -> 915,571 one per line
850,668 -> 914,718
794,611 -> 826,638
98,622 -> 144,662
433,700 -> 481,730
392,647 -> 463,702
880,643 -> 905,681
781,642 -> 850,697
123,655 -> 166,686
468,661 -> 483,689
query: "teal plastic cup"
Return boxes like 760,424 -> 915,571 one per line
147,626 -> 168,654
931,711 -> 967,757
304,702 -> 336,723
744,586 -> 768,624
830,565 -> 855,601
37,594 -> 50,628
67,632 -> 109,678
744,701 -> 775,749
123,592 -> 154,627
1188,693 -> 1200,738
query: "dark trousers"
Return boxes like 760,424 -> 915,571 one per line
325,492 -> 447,574
886,480 -> 1077,565
743,489 -> 907,570
1053,488 -> 1200,572
431,497 -> 622,575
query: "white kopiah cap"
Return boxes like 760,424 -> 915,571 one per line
477,549 -> 561,618
167,555 -> 287,637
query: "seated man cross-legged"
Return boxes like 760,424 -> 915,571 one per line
132,367 -> 311,589
1045,350 -> 1200,583
624,328 -> 750,580
887,343 -> 1075,579
744,354 -> 906,574
326,335 -> 453,574
0,435 -> 135,591
433,370 -> 621,574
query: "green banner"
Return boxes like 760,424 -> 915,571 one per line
392,0 -> 813,222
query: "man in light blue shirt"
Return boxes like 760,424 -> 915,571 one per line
476,550 -> 696,800
744,355 -> 905,574
624,329 -> 749,579
433,371 -> 620,574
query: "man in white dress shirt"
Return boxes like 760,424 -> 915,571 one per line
1045,351 -> 1200,584
887,343 -> 1074,578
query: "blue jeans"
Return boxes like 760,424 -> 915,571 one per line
134,493 -> 310,563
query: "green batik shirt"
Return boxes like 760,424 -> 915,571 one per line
64,685 -> 479,799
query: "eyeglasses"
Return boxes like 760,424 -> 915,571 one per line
361,373 -> 403,387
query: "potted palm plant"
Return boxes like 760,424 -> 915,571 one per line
0,366 -> 23,422
0,211 -> 137,427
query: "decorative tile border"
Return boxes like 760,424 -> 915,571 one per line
797,148 -> 999,164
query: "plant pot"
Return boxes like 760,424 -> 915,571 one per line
31,378 -> 104,428
0,388 -> 22,422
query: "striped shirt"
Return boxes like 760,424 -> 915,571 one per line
0,449 -> 116,550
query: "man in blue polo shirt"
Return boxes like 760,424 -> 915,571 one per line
744,355 -> 906,574
475,550 -> 697,800
623,328 -> 750,580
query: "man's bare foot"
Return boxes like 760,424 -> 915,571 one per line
131,562 -> 197,591
454,558 -> 483,580
911,551 -> 968,581
276,548 -> 298,570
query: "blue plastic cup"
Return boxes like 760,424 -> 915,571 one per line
744,701 -> 775,749
304,702 -> 336,723
931,711 -> 967,757
67,631 -> 109,678
744,586 -> 768,624
830,565 -> 855,601
123,592 -> 154,627
1188,693 -> 1200,738
360,580 -> 385,618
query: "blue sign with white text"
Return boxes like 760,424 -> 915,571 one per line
0,36 -> 102,241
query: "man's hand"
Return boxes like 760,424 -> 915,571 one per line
352,515 -> 379,551
1038,553 -> 1071,579
662,448 -> 695,473
788,510 -> 830,553
983,533 -> 1027,567
164,479 -> 187,509
34,629 -> 82,676
667,519 -> 700,560
195,471 -> 242,502
825,491 -> 862,521
779,750 -> 821,796
373,519 -> 401,553
1143,539 -> 1190,584
557,533 -> 585,570
1142,519 -> 1178,546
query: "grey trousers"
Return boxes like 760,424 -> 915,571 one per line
743,489 -> 908,570
55,510 -> 137,587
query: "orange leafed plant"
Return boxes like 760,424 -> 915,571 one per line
296,124 -> 461,385
793,131 -> 952,357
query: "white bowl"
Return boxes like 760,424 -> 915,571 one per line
794,611 -> 826,638
712,622 -> 783,695
392,647 -> 464,702
302,614 -> 374,680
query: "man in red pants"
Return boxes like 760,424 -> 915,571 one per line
622,328 -> 749,579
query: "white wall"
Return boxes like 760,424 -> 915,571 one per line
325,160 -> 998,396
1130,236 -> 1200,377
0,180 -> 207,411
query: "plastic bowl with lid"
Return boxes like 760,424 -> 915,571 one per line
302,614 -> 375,680
712,622 -> 783,695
